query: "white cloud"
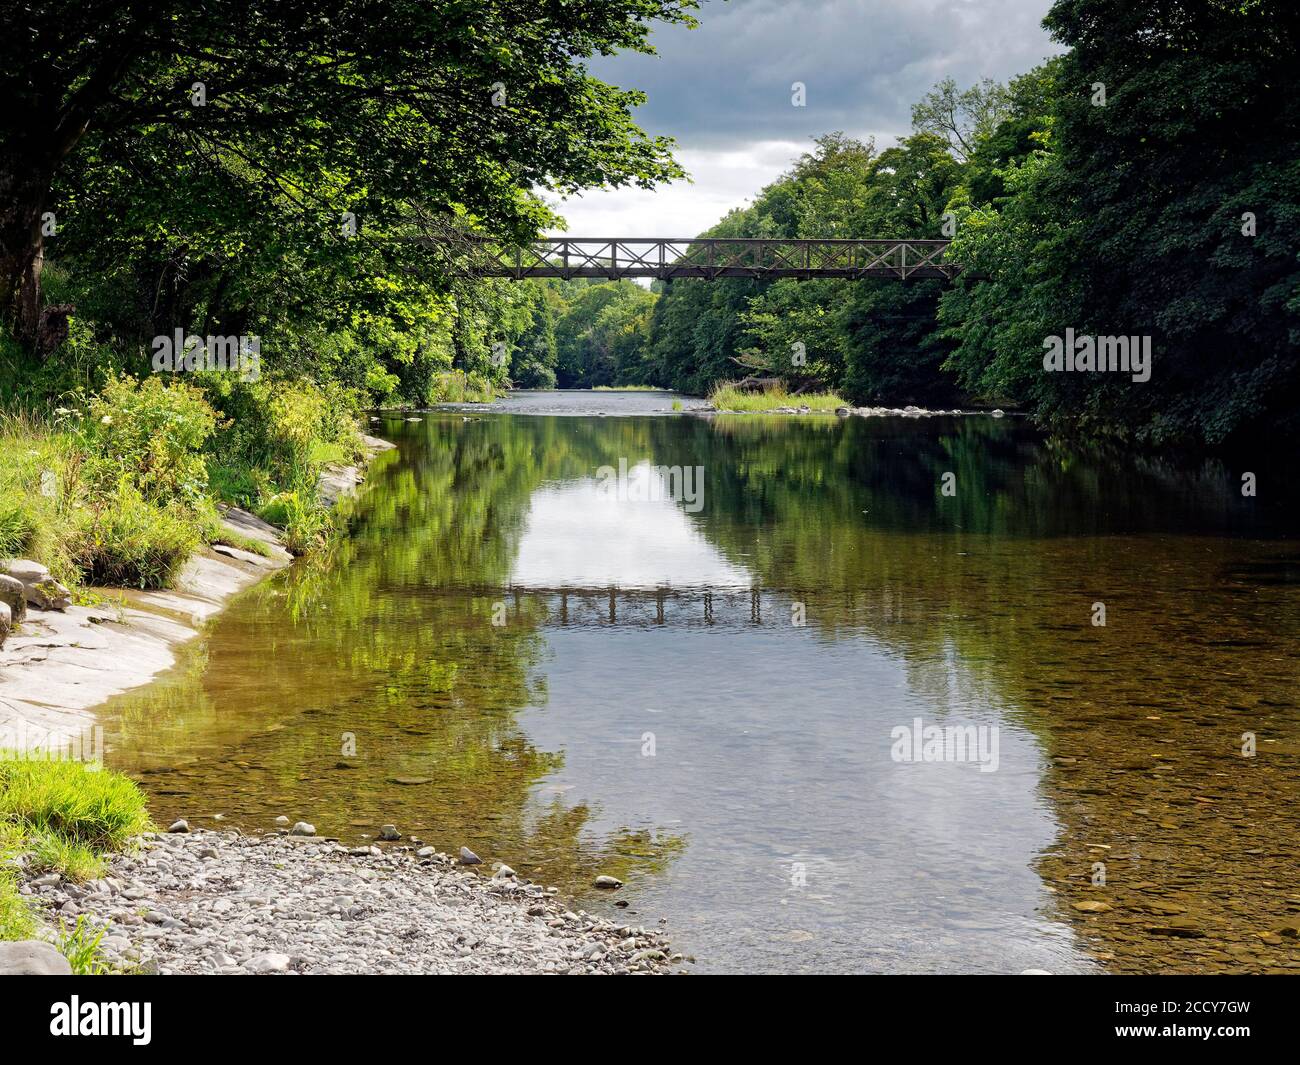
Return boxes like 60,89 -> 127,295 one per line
544,140 -> 805,237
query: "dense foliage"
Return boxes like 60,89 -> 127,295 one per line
0,0 -> 694,589
640,1 -> 1300,446
1,0 -> 695,402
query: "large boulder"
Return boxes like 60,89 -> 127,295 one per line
0,559 -> 72,612
0,573 -> 27,624
0,940 -> 72,975
0,600 -> 10,649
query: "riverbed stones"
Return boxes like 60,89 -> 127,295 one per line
0,940 -> 72,975
167,819 -> 190,834
289,821 -> 316,836
25,832 -> 676,975
1,559 -> 72,611
459,846 -> 482,865
594,875 -> 623,889
0,573 -> 26,623
0,601 -> 9,649
379,824 -> 401,841
274,815 -> 290,826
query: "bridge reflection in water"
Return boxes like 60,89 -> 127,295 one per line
443,584 -> 904,630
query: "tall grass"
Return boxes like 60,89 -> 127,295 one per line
431,370 -> 497,403
709,382 -> 847,412
0,410 -> 81,583
1,372 -> 363,588
591,384 -> 662,391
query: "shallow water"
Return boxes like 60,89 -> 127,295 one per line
99,393 -> 1300,974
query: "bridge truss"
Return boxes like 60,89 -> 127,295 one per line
433,237 -> 957,281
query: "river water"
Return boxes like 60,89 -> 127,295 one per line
98,390 -> 1300,974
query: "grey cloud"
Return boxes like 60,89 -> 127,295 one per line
588,0 -> 1063,150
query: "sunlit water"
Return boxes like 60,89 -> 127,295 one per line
98,392 -> 1300,974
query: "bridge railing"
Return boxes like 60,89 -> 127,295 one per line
422,236 -> 957,281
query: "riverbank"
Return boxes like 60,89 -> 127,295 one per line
21,829 -> 678,975
0,434 -> 394,749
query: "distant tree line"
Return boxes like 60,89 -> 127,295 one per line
555,1 -> 1300,447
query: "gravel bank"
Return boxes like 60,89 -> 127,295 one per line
24,830 -> 678,975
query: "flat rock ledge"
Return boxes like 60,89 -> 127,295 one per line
22,831 -> 678,976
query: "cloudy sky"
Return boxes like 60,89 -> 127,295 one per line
544,0 -> 1061,236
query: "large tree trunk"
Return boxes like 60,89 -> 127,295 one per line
0,28 -> 147,352
0,153 -> 59,350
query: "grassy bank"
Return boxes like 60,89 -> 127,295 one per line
0,758 -> 150,969
431,370 -> 498,404
709,383 -> 847,412
1,373 -> 364,592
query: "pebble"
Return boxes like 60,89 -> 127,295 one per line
167,820 -> 190,834
289,822 -> 316,836
459,846 -> 482,865
594,875 -> 623,889
379,825 -> 401,841
245,952 -> 292,974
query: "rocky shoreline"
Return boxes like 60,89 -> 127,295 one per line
20,829 -> 679,975
703,404 -> 1007,417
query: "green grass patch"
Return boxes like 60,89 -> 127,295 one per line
0,759 -> 151,862
709,383 -> 847,412
0,759 -> 151,954
208,527 -> 272,558
54,915 -> 114,975
256,489 -> 333,555
0,859 -> 37,941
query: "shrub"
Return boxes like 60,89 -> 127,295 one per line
202,376 -> 362,496
80,375 -> 219,509
70,481 -> 203,588
431,370 -> 496,404
0,411 -> 80,583
257,489 -> 332,555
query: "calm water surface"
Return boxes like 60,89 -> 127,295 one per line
99,391 -> 1300,974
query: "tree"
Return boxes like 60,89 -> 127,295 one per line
911,77 -> 1013,163
1,0 -> 697,349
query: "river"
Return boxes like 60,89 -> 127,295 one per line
97,390 -> 1300,974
